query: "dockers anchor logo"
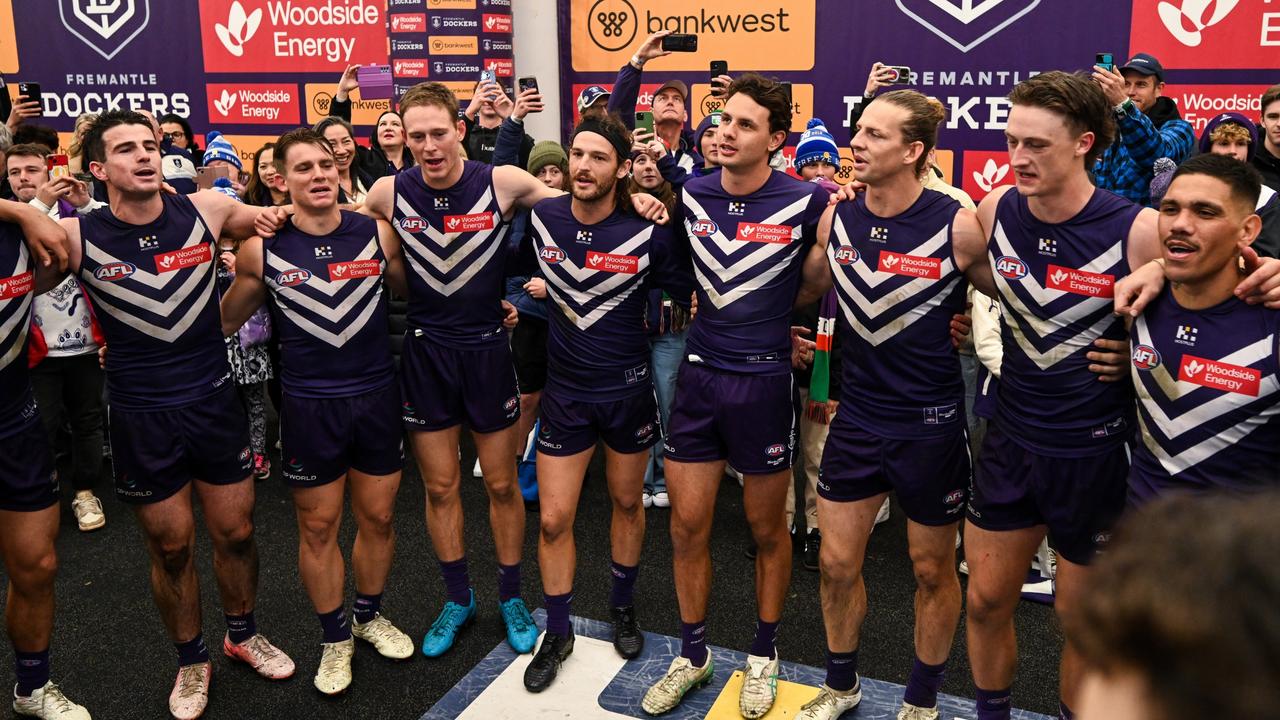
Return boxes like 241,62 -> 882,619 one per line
59,0 -> 151,60
895,0 -> 1040,53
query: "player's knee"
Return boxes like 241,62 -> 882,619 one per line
539,513 -> 571,545
424,477 -> 460,505
910,551 -> 956,592
612,493 -> 642,518
357,509 -> 394,540
966,581 -> 1013,625
154,539 -> 194,577
485,477 -> 517,502
520,392 -> 541,416
299,514 -> 339,550
669,514 -> 707,553
10,546 -> 58,591
819,547 -> 859,586
214,519 -> 255,555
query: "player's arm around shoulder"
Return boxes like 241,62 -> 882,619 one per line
493,164 -> 561,219
1115,207 -> 1165,318
377,218 -> 409,298
361,175 -> 396,223
795,203 -> 836,309
5,197 -> 71,271
219,237 -> 268,338
954,207 -> 996,298
33,217 -> 81,293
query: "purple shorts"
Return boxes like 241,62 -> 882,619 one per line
280,382 -> 405,487
109,385 -> 252,505
400,330 -> 521,434
968,418 -> 1129,564
663,362 -> 799,475
536,387 -> 661,457
0,402 -> 58,512
819,417 -> 969,526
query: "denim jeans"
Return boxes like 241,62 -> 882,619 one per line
644,328 -> 687,494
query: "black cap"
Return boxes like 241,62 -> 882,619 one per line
1120,53 -> 1164,81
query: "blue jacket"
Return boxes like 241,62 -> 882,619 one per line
1093,96 -> 1194,206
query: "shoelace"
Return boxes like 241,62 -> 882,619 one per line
656,661 -> 694,694
429,604 -> 463,637
41,683 -> 74,712
241,635 -> 280,662
363,617 -> 400,642
319,642 -> 353,672
502,601 -> 532,632
800,688 -> 836,710
176,666 -> 207,699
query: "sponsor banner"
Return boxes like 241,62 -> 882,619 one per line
482,12 -> 511,33
484,57 -> 514,77
198,0 -> 389,73
569,0 -> 816,72
428,12 -> 478,31
219,135 -> 283,165
558,0 -> 1272,191
4,2 -> 511,135
206,83 -> 300,125
879,251 -> 942,279
428,34 -> 479,54
1129,0 -> 1280,70
305,85 -> 391,125
735,222 -> 793,244
1045,264 -> 1115,298
585,250 -> 639,274
1178,354 -> 1261,396
154,244 -> 214,273
443,212 -> 496,232
0,270 -> 32,300
1162,83 -> 1273,133
327,258 -> 382,280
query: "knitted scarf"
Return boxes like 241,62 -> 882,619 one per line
805,290 -> 838,424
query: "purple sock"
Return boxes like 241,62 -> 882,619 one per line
680,620 -> 708,666
175,635 -> 209,667
225,611 -> 256,645
497,563 -> 522,602
545,591 -> 573,636
1059,702 -> 1075,720
318,605 -> 351,644
439,557 -> 472,606
353,593 -> 382,624
748,618 -> 779,659
14,650 -> 49,697
608,562 -> 639,608
903,657 -> 947,708
825,649 -> 858,692
976,687 -> 1013,720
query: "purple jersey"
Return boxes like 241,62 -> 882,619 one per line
988,188 -> 1141,455
528,194 -> 693,401
828,190 -> 969,438
263,211 -> 394,398
391,161 -> 511,349
77,194 -> 230,410
680,170 -> 827,375
0,226 -> 36,437
1128,290 -> 1280,500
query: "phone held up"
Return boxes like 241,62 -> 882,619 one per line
635,111 -> 655,137
709,61 -> 728,96
517,76 -> 539,94
661,33 -> 697,52
1095,52 -> 1114,72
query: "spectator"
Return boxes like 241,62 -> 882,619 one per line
13,124 -> 58,153
67,112 -> 98,176
159,113 -> 202,159
312,117 -> 371,205
636,111 -> 720,189
0,123 -> 13,199
1254,83 -> 1280,191
607,31 -> 701,173
1091,53 -> 1195,205
134,109 -> 196,194
242,142 -> 286,207
491,82 -> 545,170
202,131 -> 246,196
794,118 -> 840,182
1198,113 -> 1279,257
848,63 -> 911,143
7,143 -> 109,532
577,86 -> 610,121
326,66 -> 414,179
1070,493 -> 1280,720
463,79 -> 533,167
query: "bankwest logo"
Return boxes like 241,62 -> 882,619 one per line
0,271 -> 33,300
153,244 -> 213,273
200,0 -> 388,73
879,251 -> 942,279
1178,354 -> 1260,396
735,222 -> 792,244
207,84 -> 300,124
1045,264 -> 1114,298
585,250 -> 639,274
327,259 -> 381,281
443,212 -> 495,233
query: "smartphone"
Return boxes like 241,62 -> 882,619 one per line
479,68 -> 496,84
17,82 -> 41,110
517,76 -> 539,94
661,33 -> 697,52
1095,52 -> 1114,72
195,165 -> 232,191
356,64 -> 393,100
709,60 -> 728,96
635,111 -> 655,136
884,66 -> 914,84
47,154 -> 70,180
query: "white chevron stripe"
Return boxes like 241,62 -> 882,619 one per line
1139,404 -> 1280,476
682,191 -> 810,257
540,255 -> 651,308
530,211 -> 653,284
264,237 -> 379,298
693,241 -> 802,310
85,265 -> 217,343
835,276 -> 961,346
83,250 -> 209,317
993,261 -> 1114,369
271,288 -> 383,349
83,220 -> 206,291
1133,318 -> 1273,402
827,241 -> 957,320
267,273 -> 382,323
546,276 -> 646,331
395,191 -> 496,250
831,217 -> 952,291
990,221 -> 1122,311
402,223 -> 510,297
0,294 -> 31,371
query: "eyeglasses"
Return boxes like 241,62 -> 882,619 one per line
164,131 -> 186,141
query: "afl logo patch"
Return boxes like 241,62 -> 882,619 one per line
995,255 -> 1028,279
399,216 -> 428,233
539,246 -> 566,264
276,268 -> 312,287
1131,344 -> 1161,371
833,246 -> 859,265
94,262 -> 136,282
689,219 -> 718,237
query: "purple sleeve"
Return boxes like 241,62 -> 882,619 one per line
650,224 -> 695,308
657,153 -> 692,187
491,118 -> 525,168
606,63 -> 642,129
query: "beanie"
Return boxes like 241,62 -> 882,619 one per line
210,177 -> 241,201
794,118 -> 839,170
527,140 -> 567,175
203,131 -> 243,171
1198,112 -> 1260,161
694,112 -> 722,150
